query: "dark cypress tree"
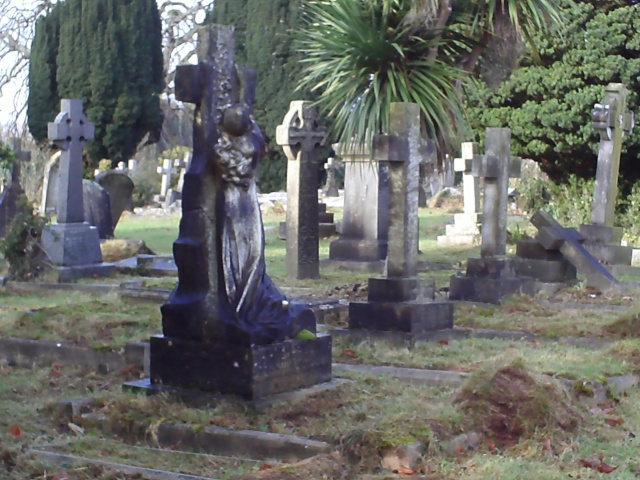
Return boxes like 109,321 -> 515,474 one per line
28,0 -> 164,169
27,3 -> 62,142
209,0 -> 316,192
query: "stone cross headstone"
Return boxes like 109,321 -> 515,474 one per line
323,157 -> 340,197
590,83 -> 634,227
349,102 -> 454,334
472,128 -> 521,257
156,159 -> 176,199
41,99 -> 108,275
175,152 -> 191,193
277,101 -> 326,279
455,142 -> 480,216
48,99 -> 95,224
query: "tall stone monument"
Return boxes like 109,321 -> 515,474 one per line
41,100 -> 114,281
133,25 -> 331,401
437,142 -> 482,246
579,83 -> 635,267
277,101 -> 326,280
349,103 -> 453,335
449,128 -> 534,304
328,139 -> 389,269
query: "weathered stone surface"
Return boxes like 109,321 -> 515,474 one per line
449,275 -> 535,304
41,222 -> 104,266
514,258 -> 577,283
349,301 -> 454,333
531,210 -> 621,292
472,129 -> 521,257
367,276 -> 435,302
95,170 -> 134,230
149,334 -> 332,400
329,141 -> 389,262
82,179 -> 113,239
277,101 -> 326,280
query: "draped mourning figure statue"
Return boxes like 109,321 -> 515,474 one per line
160,42 -> 312,347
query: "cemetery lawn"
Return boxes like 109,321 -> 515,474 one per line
3,358 -> 640,479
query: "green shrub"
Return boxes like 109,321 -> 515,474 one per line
546,176 -> 594,228
0,196 -> 50,280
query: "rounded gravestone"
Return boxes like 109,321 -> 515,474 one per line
83,179 -> 114,239
95,170 -> 135,231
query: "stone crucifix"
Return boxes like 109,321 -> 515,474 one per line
472,128 -> 521,257
590,83 -> 634,227
454,142 -> 480,216
276,101 -> 327,279
156,159 -> 176,199
48,99 -> 95,224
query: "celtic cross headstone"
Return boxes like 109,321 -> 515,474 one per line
276,101 -> 326,279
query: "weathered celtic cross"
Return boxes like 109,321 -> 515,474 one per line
47,99 -> 95,224
590,83 -> 634,227
276,101 -> 326,279
472,128 -> 521,257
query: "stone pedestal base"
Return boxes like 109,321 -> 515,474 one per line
449,256 -> 535,304
437,213 -> 481,246
515,240 -> 577,283
349,276 -> 452,333
449,275 -> 535,304
41,222 -> 103,266
329,237 -> 387,262
579,224 -> 633,265
149,334 -> 332,400
349,301 -> 453,333
54,263 -> 115,282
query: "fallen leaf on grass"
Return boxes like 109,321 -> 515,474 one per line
579,459 -> 619,473
605,418 -> 625,427
9,425 -> 21,436
542,438 -> 553,453
343,349 -> 357,358
259,463 -> 273,471
397,466 -> 415,475
438,339 -> 449,346
53,472 -> 69,480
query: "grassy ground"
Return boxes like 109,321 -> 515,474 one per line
4,203 -> 640,477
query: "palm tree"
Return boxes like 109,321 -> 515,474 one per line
297,0 -> 566,148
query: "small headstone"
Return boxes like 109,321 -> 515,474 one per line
83,179 -> 114,239
175,152 -> 191,193
277,100 -> 327,279
156,158 -> 176,200
127,159 -> 138,172
41,151 -> 61,215
95,170 -> 135,231
322,157 -> 340,197
437,142 -> 482,246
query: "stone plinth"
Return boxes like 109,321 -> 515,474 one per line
149,334 -> 332,400
41,222 -> 103,266
449,257 -> 535,304
514,239 -> 577,283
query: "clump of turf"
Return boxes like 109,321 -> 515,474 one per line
454,358 -> 582,447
